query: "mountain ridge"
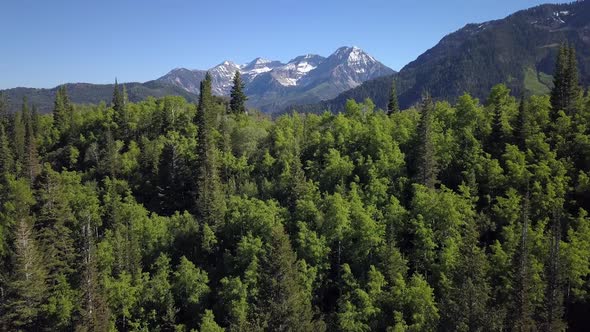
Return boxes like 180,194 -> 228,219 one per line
156,46 -> 395,112
292,0 -> 590,113
0,46 -> 393,113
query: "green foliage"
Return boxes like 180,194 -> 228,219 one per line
200,310 -> 225,332
2,58 -> 590,330
2,219 -> 47,330
387,78 -> 400,114
230,71 -> 248,115
414,94 -> 439,188
195,72 -> 226,228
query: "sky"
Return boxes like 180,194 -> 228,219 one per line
0,0 -> 572,89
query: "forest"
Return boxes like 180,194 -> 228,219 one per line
1,45 -> 590,331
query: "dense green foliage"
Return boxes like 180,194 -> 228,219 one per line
2,51 -> 590,331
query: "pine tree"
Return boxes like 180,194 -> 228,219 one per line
258,225 -> 321,331
35,166 -> 76,281
511,192 -> 537,332
442,212 -> 492,331
489,102 -> 507,159
543,209 -> 566,332
550,44 -> 581,118
3,219 -> 47,330
24,104 -> 39,182
103,127 -> 118,178
12,101 -> 26,175
415,93 -> 438,189
77,218 -> 110,332
0,124 -> 14,179
112,79 -> 123,116
387,78 -> 400,115
565,45 -> 582,116
31,104 -> 40,140
53,85 -> 74,135
121,84 -> 129,135
514,97 -> 529,151
0,92 -> 9,128
112,79 -> 128,137
53,86 -> 66,131
195,72 -> 225,228
230,71 -> 248,115
551,44 -> 569,116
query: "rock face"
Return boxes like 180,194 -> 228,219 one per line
156,46 -> 395,112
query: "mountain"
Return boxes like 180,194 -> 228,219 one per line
156,46 -> 395,112
293,0 -> 590,113
1,46 -> 392,114
156,68 -> 207,95
1,81 -> 199,113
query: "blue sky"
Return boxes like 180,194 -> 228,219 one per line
0,0 -> 571,89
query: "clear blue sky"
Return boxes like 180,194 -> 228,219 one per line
0,0 -> 570,89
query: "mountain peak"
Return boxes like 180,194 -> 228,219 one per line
219,60 -> 239,67
248,57 -> 272,66
156,47 -> 393,112
331,46 -> 376,63
288,54 -> 324,64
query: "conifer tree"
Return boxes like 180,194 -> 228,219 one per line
195,72 -> 225,227
230,71 -> 247,115
415,93 -> 438,189
24,105 -> 39,182
103,127 -> 119,179
0,92 -> 9,128
35,166 -> 76,283
387,78 -> 400,115
441,210 -> 492,331
543,209 -> 566,332
0,124 -> 14,179
112,79 -> 123,115
53,85 -> 74,135
511,192 -> 537,332
514,97 -> 529,151
551,44 -> 568,116
489,102 -> 507,158
53,86 -> 66,131
77,216 -> 110,332
3,219 -> 47,330
258,225 -> 321,331
565,45 -> 582,116
12,101 -> 26,174
551,44 -> 581,117
31,104 -> 40,139
112,79 -> 129,136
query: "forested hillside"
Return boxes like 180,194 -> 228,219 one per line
1,46 -> 590,331
295,0 -> 590,114
0,81 -> 199,114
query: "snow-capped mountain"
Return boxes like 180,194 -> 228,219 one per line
297,46 -> 393,91
156,46 -> 395,112
268,54 -> 326,87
